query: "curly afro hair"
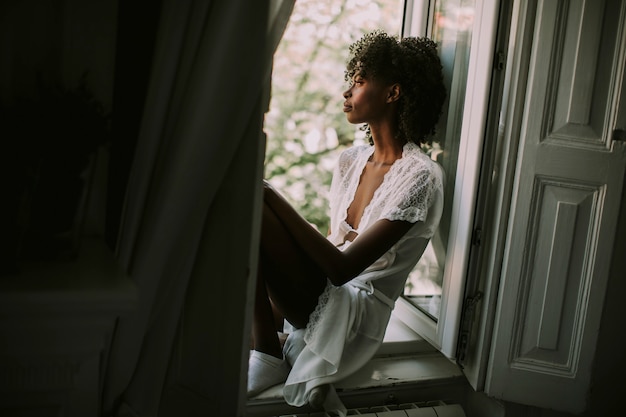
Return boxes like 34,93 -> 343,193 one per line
345,30 -> 446,145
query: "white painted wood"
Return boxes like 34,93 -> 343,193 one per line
436,0 -> 500,360
402,0 -> 431,38
485,0 -> 626,413
378,309 -> 438,356
455,0 -> 518,392
400,0 -> 500,361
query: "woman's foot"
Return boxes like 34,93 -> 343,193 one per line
308,384 -> 330,410
247,350 -> 290,398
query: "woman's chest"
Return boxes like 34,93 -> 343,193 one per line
345,163 -> 390,229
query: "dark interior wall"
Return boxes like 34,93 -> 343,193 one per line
0,0 -> 162,257
0,0 -> 117,107
0,0 -> 64,103
0,0 -> 119,271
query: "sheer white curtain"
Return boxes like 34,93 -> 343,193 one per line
101,1 -> 294,416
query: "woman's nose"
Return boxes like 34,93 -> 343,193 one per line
343,88 -> 351,98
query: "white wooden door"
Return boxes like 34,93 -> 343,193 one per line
484,0 -> 626,413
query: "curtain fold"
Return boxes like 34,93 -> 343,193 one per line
101,1 -> 295,415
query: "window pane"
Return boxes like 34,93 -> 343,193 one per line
402,0 -> 476,321
264,0 -> 404,236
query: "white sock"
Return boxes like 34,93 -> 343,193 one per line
247,350 -> 290,398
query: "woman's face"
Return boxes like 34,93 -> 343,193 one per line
342,72 -> 393,125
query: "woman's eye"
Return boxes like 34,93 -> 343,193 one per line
347,76 -> 364,88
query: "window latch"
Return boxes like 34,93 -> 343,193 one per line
495,51 -> 506,71
456,291 -> 483,367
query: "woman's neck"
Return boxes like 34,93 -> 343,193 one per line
369,124 -> 405,165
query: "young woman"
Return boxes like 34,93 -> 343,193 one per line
249,30 -> 447,412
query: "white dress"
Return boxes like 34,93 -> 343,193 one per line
282,141 -> 444,406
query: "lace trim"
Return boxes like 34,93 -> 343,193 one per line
330,142 -> 442,234
304,281 -> 334,343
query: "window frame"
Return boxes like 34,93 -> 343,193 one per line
395,0 -> 500,359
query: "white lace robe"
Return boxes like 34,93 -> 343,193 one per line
282,141 -> 444,406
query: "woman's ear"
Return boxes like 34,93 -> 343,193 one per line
387,83 -> 401,103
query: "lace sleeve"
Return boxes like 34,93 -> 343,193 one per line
382,164 -> 442,224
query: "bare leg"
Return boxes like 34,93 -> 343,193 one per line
252,200 -> 327,358
249,297 -> 284,350
271,301 -> 284,333
248,200 -> 328,398
252,268 -> 282,358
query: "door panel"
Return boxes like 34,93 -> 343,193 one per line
485,0 -> 626,413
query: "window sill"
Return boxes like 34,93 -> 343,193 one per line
375,307 -> 437,356
248,311 -> 464,416
248,352 -> 465,416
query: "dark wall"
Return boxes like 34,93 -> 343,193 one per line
0,0 -> 162,266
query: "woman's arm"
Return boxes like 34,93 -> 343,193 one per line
263,181 -> 413,286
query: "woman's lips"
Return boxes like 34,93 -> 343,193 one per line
343,103 -> 352,112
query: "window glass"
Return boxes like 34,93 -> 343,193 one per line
264,0 -> 404,235
402,0 -> 475,321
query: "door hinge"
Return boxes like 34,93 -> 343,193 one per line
456,291 -> 483,367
